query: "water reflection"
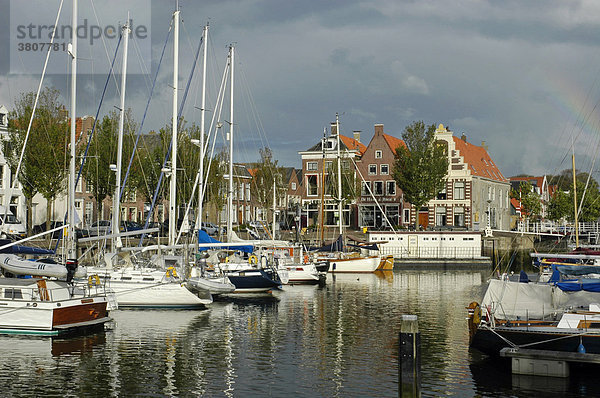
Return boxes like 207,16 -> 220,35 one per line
7,269 -> 599,396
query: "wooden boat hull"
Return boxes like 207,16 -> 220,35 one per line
327,255 -> 394,273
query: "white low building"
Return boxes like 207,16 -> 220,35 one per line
367,230 -> 483,259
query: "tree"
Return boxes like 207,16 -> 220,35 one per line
250,147 -> 285,224
83,109 -> 136,222
515,181 -> 542,220
548,190 -> 571,221
5,87 -> 69,233
392,121 -> 448,228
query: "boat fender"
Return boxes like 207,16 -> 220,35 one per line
88,274 -> 101,287
303,254 -> 309,264
166,266 -> 178,279
249,255 -> 258,265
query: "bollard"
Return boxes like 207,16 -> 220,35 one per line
399,314 -> 420,397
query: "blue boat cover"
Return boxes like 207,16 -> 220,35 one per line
197,230 -> 253,253
556,280 -> 600,293
556,265 -> 600,277
0,239 -> 54,255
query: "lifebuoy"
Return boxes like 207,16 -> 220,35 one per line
88,274 -> 101,286
166,266 -> 178,279
249,255 -> 258,265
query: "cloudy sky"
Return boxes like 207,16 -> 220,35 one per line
2,0 -> 600,180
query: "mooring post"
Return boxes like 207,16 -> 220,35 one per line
399,314 -> 421,397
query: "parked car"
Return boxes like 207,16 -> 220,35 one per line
121,221 -> 143,233
88,220 -> 112,237
201,222 -> 220,235
32,221 -> 89,239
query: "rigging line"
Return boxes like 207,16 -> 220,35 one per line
89,0 -> 122,95
10,0 -> 64,192
139,34 -> 205,246
53,33 -> 123,253
120,25 -> 172,205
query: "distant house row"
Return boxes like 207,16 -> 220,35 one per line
0,104 -> 516,233
295,122 -> 511,232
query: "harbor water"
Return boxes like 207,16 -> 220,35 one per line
1,269 -> 599,397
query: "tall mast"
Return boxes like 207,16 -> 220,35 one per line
227,45 -> 234,242
572,141 -> 579,247
168,7 -> 179,247
197,23 -> 208,232
336,113 -> 343,236
112,17 -> 130,250
319,129 -> 326,244
67,0 -> 78,260
272,178 -> 276,239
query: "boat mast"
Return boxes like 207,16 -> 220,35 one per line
336,113 -> 343,237
67,0 -> 78,261
197,23 -> 208,233
272,178 -> 276,239
112,16 -> 130,250
320,128 -> 325,245
227,45 -> 234,242
168,6 -> 180,247
572,141 -> 579,247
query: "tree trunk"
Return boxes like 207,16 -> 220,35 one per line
26,196 -> 33,236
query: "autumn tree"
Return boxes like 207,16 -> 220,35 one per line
392,121 -> 448,229
4,87 -> 69,233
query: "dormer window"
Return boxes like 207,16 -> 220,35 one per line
0,113 -> 5,126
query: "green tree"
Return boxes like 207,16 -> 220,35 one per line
548,190 -> 571,221
515,181 -> 542,220
5,87 -> 69,234
250,147 -> 285,224
83,109 -> 136,222
392,121 -> 448,228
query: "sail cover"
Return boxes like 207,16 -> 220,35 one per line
0,239 -> 54,255
197,230 -> 253,253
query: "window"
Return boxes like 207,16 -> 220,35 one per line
76,178 -> 83,193
374,181 -> 383,195
386,181 -> 396,195
362,181 -> 371,196
375,150 -> 382,159
369,164 -> 377,175
403,209 -> 410,224
246,183 -> 251,201
437,188 -> 446,200
4,288 -> 22,299
454,181 -> 465,200
380,164 -> 389,175
307,175 -> 318,196
435,206 -> 446,226
291,182 -> 297,190
325,161 -> 333,170
454,206 -> 465,227
307,162 -> 317,171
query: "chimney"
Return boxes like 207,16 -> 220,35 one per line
374,123 -> 384,137
353,130 -> 361,143
461,133 -> 467,142
330,122 -> 337,136
481,141 -> 488,151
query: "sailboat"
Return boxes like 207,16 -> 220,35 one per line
0,0 -> 111,335
81,9 -> 211,308
314,114 -> 393,273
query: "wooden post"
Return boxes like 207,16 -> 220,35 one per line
399,314 -> 420,397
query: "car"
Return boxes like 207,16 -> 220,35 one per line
121,221 -> 143,233
32,221 -> 89,239
201,222 -> 220,235
88,220 -> 112,237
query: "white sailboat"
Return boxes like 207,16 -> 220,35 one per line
0,0 -> 111,335
82,10 -> 211,308
316,114 -> 393,273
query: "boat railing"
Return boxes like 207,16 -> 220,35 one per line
1,281 -> 108,302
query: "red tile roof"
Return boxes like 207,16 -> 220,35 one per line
340,134 -> 367,155
452,137 -> 507,182
383,133 -> 406,154
510,197 -> 521,212
510,176 -> 545,187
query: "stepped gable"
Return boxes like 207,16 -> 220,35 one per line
452,136 -> 507,182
